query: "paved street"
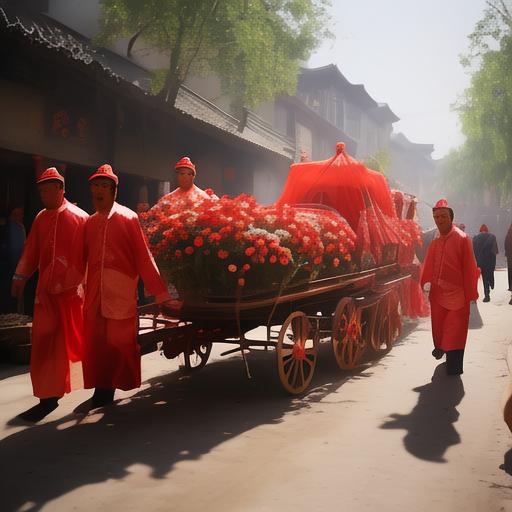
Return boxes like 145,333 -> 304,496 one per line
1,270 -> 512,512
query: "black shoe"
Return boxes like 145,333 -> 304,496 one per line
17,397 -> 60,423
483,296 -> 490,302
91,388 -> 115,408
432,348 -> 444,360
509,297 -> 512,305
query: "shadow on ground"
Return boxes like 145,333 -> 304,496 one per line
0,362 -> 29,381
0,339 -> 380,512
380,362 -> 465,462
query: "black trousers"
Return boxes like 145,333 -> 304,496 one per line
508,257 -> 512,290
446,349 -> 464,375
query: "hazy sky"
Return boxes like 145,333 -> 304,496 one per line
308,0 -> 488,159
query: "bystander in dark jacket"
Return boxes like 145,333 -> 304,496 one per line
473,224 -> 498,302
505,223 -> 512,297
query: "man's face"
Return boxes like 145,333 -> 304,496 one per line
175,167 -> 195,190
90,178 -> 115,212
433,208 -> 452,234
37,181 -> 64,209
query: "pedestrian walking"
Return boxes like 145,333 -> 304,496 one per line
472,224 -> 498,302
420,199 -> 479,375
0,206 -> 26,313
82,164 -> 176,408
505,223 -> 512,294
11,168 -> 88,422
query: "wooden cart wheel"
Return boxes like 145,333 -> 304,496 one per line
181,341 -> 212,373
276,311 -> 318,394
331,297 -> 366,369
366,302 -> 384,353
387,289 -> 402,347
374,290 -> 402,351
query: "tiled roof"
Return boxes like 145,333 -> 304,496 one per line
300,65 -> 400,123
0,5 -> 294,159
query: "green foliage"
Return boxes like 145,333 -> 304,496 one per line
364,149 -> 390,174
443,1 -> 512,204
96,0 -> 332,109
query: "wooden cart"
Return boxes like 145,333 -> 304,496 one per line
137,262 -> 410,394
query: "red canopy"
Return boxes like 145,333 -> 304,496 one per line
276,143 -> 396,230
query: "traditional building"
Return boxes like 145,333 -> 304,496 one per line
0,0 -> 295,233
388,133 -> 437,227
292,65 -> 399,161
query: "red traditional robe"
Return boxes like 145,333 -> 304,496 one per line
159,185 -> 215,205
83,202 -> 170,391
420,225 -> 479,351
15,199 -> 88,398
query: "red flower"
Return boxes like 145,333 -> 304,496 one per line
245,246 -> 256,256
194,236 -> 204,247
185,246 -> 194,255
218,249 -> 229,259
228,264 -> 237,272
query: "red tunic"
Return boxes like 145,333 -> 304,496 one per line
157,185 -> 216,206
82,202 -> 170,391
15,199 -> 88,398
421,226 -> 479,350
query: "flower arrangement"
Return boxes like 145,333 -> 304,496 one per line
142,191 -> 357,301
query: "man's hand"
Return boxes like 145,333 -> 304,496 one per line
423,282 -> 431,292
11,277 -> 26,298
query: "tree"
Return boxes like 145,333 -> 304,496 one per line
443,1 -> 512,203
96,0 -> 332,111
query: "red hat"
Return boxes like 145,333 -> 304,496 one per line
432,199 -> 453,215
433,198 -> 450,209
479,224 -> 489,232
88,164 -> 119,185
36,167 -> 64,184
175,157 -> 196,175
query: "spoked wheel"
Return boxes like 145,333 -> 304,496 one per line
276,311 -> 319,394
180,341 -> 212,373
369,299 -> 388,353
388,289 -> 402,343
374,290 -> 402,351
331,297 -> 366,369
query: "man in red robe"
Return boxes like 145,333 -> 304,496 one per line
421,199 -> 479,375
82,164 -> 174,408
158,157 -> 217,205
12,167 -> 88,421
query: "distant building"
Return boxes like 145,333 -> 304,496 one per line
388,133 -> 437,227
292,65 -> 399,161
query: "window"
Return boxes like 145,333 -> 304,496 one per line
345,102 -> 361,139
